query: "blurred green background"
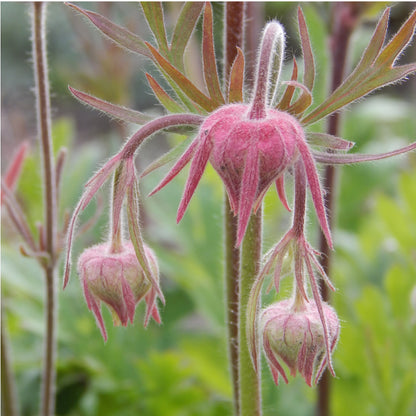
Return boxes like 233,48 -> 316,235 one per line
2,2 -> 416,416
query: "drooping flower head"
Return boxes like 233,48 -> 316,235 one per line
63,155 -> 165,339
148,20 -> 333,247
78,241 -> 160,341
261,297 -> 340,386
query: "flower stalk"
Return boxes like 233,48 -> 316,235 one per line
32,3 -> 58,416
224,3 -> 245,414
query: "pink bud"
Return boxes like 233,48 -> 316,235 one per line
261,298 -> 339,386
192,104 -> 300,245
77,241 -> 159,341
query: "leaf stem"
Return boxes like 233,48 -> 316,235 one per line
32,3 -> 58,415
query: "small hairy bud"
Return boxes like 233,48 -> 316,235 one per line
77,241 -> 159,340
261,298 -> 339,386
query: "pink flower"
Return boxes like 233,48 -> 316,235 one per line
261,298 -> 339,386
78,241 -> 161,341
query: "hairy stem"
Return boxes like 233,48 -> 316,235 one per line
317,4 -> 360,416
32,3 -> 58,415
120,114 -> 203,159
224,3 -> 245,415
239,209 -> 262,416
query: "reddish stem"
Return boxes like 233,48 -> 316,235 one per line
317,4 -> 360,416
224,3 -> 245,414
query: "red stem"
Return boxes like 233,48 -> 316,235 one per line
317,4 -> 360,416
224,3 -> 245,414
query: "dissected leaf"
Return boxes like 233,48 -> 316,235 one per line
146,73 -> 185,113
141,2 -> 169,57
146,42 -> 216,112
170,2 -> 204,71
68,86 -> 152,124
66,3 -> 152,59
302,8 -> 416,126
298,7 -> 315,92
202,3 -> 225,105
228,47 -> 245,103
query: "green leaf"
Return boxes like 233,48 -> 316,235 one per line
146,73 -> 185,113
68,86 -> 152,124
302,8 -> 416,126
228,47 -> 245,103
170,3 -> 204,71
297,7 -> 315,91
141,2 -> 169,57
66,3 -> 152,59
146,42 -> 216,112
202,3 -> 225,105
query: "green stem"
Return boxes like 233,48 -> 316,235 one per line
239,209 -> 262,416
223,3 -> 245,415
32,3 -> 58,416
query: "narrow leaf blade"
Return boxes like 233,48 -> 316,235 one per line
146,73 -> 185,113
228,47 -> 245,103
66,3 -> 152,58
170,2 -> 204,70
202,3 -> 225,105
141,2 -> 169,56
146,42 -> 216,112
298,7 -> 315,91
68,86 -> 152,124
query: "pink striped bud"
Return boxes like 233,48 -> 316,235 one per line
77,241 -> 160,340
261,298 -> 339,386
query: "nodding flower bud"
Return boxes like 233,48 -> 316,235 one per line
261,298 -> 339,386
77,241 -> 160,341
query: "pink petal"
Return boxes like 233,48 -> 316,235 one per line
176,133 -> 213,223
263,332 -> 289,385
296,137 -> 333,249
236,144 -> 259,246
148,137 -> 199,196
275,175 -> 291,211
120,272 -> 136,324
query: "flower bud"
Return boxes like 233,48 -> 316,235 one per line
77,241 -> 159,340
261,298 -> 339,386
203,104 -> 300,243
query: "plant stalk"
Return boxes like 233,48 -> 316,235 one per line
317,4 -> 360,416
239,209 -> 262,416
32,3 -> 58,416
223,3 -> 245,415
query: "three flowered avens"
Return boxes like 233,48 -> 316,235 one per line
64,2 -> 416,389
